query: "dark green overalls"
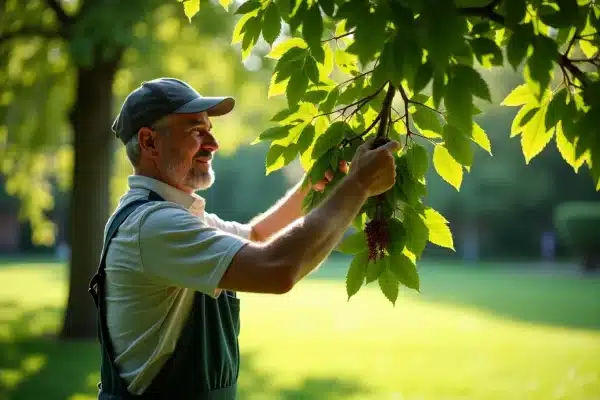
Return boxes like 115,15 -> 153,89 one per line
88,191 -> 241,399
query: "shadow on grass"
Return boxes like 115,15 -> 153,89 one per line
0,301 -> 369,400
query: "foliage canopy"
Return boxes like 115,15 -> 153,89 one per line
180,0 -> 600,304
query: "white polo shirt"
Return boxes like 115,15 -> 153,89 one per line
103,175 -> 251,395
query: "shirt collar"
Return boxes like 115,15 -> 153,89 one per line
127,175 -> 206,215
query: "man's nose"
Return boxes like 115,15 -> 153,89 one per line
201,134 -> 219,152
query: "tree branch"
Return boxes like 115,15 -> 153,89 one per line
46,0 -> 73,27
458,2 -> 591,88
376,83 -> 395,138
0,27 -> 63,44
322,30 -> 356,42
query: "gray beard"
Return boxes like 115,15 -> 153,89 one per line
164,159 -> 214,191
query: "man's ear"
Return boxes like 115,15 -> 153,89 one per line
138,127 -> 159,157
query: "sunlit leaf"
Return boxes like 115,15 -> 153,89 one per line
423,208 -> 454,250
433,145 -> 463,190
472,122 -> 492,155
346,252 -> 368,299
378,267 -> 399,305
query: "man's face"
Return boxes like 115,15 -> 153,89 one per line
156,112 -> 219,193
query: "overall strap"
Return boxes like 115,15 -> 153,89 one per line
88,190 -> 165,398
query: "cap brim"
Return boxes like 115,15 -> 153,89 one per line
174,96 -> 235,116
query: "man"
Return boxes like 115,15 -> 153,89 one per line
89,77 -> 399,399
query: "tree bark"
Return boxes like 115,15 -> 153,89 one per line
59,51 -> 121,340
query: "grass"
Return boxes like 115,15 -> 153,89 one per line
1,256 -> 599,400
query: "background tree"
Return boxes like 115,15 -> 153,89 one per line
184,0 -> 599,304
0,0 -> 275,339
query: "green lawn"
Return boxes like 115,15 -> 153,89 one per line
1,257 -> 599,400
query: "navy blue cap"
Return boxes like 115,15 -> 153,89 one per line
111,77 -> 235,144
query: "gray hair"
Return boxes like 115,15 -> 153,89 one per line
124,115 -> 170,167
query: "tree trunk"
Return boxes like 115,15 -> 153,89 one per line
59,52 -> 121,340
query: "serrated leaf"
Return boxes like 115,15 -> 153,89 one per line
388,251 -> 419,291
524,36 -> 557,101
235,0 -> 261,15
443,124 -> 474,167
262,2 -> 281,45
412,104 -> 443,138
445,69 -> 473,135
405,143 -> 429,179
501,84 -> 536,106
265,143 -> 298,174
580,39 -> 599,58
387,218 -> 407,256
453,65 -> 492,102
251,125 -> 292,144
378,268 -> 399,305
302,4 -> 324,51
423,208 -> 454,250
545,88 -> 568,130
232,12 -> 256,44
472,122 -> 492,155
268,73 -> 288,98
286,70 -> 309,107
506,24 -> 532,69
182,0 -> 200,21
404,211 -> 429,258
521,104 -> 554,164
304,56 -> 320,85
297,123 -> 316,155
511,104 -> 539,137
346,252 -> 368,299
311,121 -> 348,160
470,37 -> 503,67
412,60 -> 434,93
337,230 -> 367,254
555,121 -> 585,172
266,37 -> 308,59
366,256 -> 387,284
433,145 -> 463,190
504,0 -> 527,25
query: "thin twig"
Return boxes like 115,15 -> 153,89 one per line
322,30 -> 356,42
376,83 -> 396,138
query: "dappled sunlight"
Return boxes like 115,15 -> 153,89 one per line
1,261 -> 599,399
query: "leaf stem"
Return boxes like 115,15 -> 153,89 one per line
322,30 -> 356,42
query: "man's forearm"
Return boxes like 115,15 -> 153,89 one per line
264,176 -> 368,284
248,178 -> 309,242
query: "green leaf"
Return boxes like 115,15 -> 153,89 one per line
511,104 -> 539,137
346,252 -> 368,299
235,0 -> 261,15
262,2 -> 281,45
182,0 -> 200,21
296,123 -> 316,155
419,0 -> 465,71
337,230 -> 367,254
388,251 -> 419,291
501,84 -> 536,106
404,211 -> 429,258
524,35 -> 557,101
304,56 -> 320,85
470,37 -> 504,68
311,121 -> 349,160
412,60 -> 434,94
302,4 -> 324,52
452,65 -> 492,102
521,104 -> 554,164
405,143 -> 429,179
378,268 -> 399,305
266,37 -> 308,59
319,0 -> 335,17
423,208 -> 454,250
232,12 -> 257,45
366,256 -> 387,284
472,122 -> 492,155
412,104 -> 443,138
544,88 -> 568,130
286,70 -> 309,107
506,24 -> 533,70
265,143 -> 297,174
387,218 -> 407,257
252,124 -> 292,144
443,124 -> 474,167
320,87 -> 339,113
433,144 -> 463,190
555,121 -> 585,173
445,68 -> 473,135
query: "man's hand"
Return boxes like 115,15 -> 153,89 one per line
346,137 -> 400,197
310,160 -> 350,192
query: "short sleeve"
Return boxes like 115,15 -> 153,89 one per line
203,212 -> 252,240
138,204 -> 249,297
